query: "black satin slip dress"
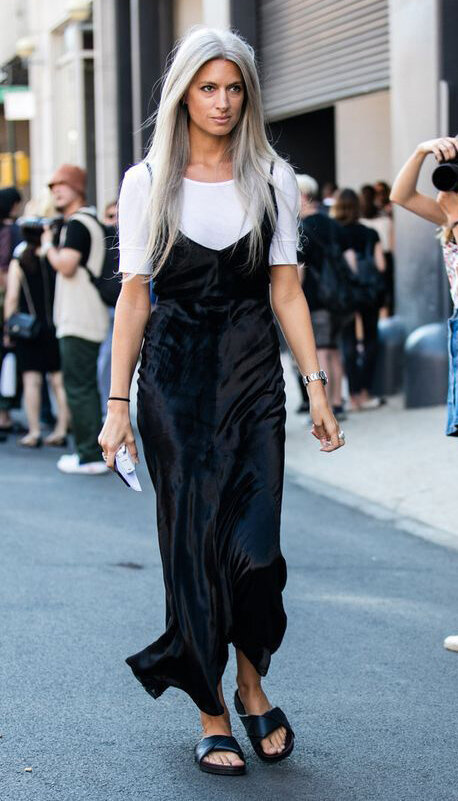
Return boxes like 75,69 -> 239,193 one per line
126,178 -> 288,716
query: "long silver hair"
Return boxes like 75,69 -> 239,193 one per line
141,26 -> 295,277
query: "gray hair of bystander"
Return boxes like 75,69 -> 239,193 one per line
296,174 -> 319,201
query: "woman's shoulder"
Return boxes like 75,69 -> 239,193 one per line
269,158 -> 299,212
270,158 -> 296,189
12,241 -> 27,260
121,161 -> 152,193
356,220 -> 379,240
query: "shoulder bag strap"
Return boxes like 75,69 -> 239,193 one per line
268,160 -> 278,217
17,266 -> 37,318
39,257 -> 53,326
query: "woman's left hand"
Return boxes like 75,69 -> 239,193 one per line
309,398 -> 345,452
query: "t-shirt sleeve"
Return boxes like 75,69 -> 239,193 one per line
370,227 -> 380,245
269,162 -> 299,266
63,219 -> 91,265
118,164 -> 153,275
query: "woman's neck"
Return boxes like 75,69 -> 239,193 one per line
187,120 -> 231,172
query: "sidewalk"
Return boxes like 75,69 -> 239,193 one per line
282,354 -> 458,544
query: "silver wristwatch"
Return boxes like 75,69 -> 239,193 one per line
301,370 -> 328,387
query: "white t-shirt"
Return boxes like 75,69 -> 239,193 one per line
118,161 -> 299,275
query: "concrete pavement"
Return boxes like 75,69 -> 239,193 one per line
282,353 -> 458,544
2,434 -> 458,800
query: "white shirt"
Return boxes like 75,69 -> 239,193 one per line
118,161 -> 299,275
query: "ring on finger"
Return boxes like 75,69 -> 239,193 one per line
102,452 -> 107,461
338,429 -> 346,443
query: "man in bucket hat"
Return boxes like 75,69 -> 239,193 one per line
42,164 -> 109,475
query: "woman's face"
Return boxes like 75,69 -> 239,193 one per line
184,58 -> 245,137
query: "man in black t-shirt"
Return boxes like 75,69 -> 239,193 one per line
41,164 -> 109,475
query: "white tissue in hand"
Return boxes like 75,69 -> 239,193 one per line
115,445 -> 142,491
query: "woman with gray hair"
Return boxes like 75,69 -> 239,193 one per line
99,26 -> 344,775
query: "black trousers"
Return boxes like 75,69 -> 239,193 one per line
342,309 -> 379,395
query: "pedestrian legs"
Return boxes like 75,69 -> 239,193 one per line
59,336 -> 102,463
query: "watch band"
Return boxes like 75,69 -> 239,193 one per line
301,370 -> 328,387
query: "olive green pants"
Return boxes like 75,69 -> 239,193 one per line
59,336 -> 103,464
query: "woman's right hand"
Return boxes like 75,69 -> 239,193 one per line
416,136 -> 458,162
98,406 -> 139,470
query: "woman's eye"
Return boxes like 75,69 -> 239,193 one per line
201,85 -> 214,92
230,85 -> 242,93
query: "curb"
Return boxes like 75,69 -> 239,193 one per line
286,466 -> 458,553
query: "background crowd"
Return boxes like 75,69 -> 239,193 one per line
0,162 -> 395,470
295,173 -> 393,422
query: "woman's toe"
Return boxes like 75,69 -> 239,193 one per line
263,737 -> 275,754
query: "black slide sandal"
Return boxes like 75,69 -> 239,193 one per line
195,735 -> 246,776
234,690 -> 295,763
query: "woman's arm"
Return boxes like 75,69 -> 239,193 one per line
98,275 -> 151,468
374,241 -> 386,272
4,259 -> 21,321
390,137 -> 458,225
270,264 -> 342,452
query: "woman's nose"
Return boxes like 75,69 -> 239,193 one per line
215,91 -> 229,110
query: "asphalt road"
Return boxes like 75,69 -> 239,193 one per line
1,435 -> 458,801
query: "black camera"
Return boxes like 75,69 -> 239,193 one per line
432,156 -> 458,192
17,215 -> 63,245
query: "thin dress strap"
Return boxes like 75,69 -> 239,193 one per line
268,160 -> 278,217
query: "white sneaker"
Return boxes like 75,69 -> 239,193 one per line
57,453 -> 109,475
444,635 -> 458,652
360,397 -> 383,410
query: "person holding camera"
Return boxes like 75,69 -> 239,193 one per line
41,164 -> 109,474
391,137 -> 458,654
3,220 -> 69,447
390,136 -> 458,437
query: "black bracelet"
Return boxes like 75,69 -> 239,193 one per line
107,396 -> 130,403
450,220 -> 458,229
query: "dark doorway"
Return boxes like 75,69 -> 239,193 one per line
267,107 -> 335,190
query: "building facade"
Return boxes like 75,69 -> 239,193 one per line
0,0 -> 455,336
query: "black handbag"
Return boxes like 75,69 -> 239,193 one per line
6,267 -> 41,340
304,228 -> 355,316
351,241 -> 386,311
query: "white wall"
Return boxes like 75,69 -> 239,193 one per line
93,0 -> 118,211
389,0 -> 444,332
0,0 -> 25,64
202,0 -> 230,29
335,90 -> 392,189
173,0 -> 202,39
174,0 -> 230,39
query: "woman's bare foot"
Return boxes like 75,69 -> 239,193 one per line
19,431 -> 42,448
236,682 -> 287,756
43,429 -> 67,446
235,650 -> 286,756
199,683 -> 245,769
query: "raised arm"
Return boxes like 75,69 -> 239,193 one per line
390,137 -> 458,225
